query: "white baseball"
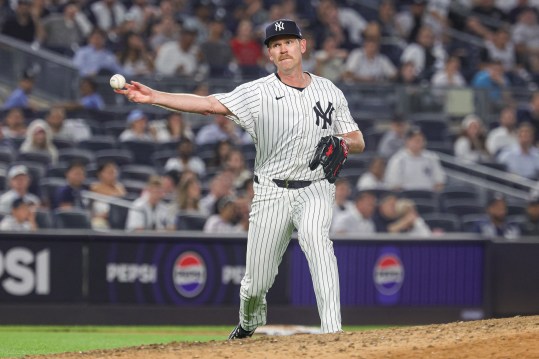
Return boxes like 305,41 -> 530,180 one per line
110,74 -> 126,89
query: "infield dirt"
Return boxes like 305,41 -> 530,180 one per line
32,315 -> 539,359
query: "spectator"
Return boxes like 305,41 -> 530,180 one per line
20,119 -> 59,164
466,0 -> 508,41
330,190 -> 376,235
481,27 -> 516,73
471,59 -> 510,105
0,165 -> 40,214
117,32 -> 154,76
195,114 -> 244,146
199,171 -> 235,215
512,7 -> 539,75
160,169 -> 180,203
400,26 -> 446,80
313,34 -> 348,83
385,126 -> 446,191
396,0 -> 428,43
517,91 -> 539,141
310,0 -> 367,50
176,176 -> 205,215
224,149 -> 252,190
357,156 -> 387,191
472,193 -> 520,239
454,114 -> 491,163
2,70 -> 35,111
431,55 -> 466,87
151,112 -> 194,143
331,178 -> 354,227
0,197 -> 37,231
343,37 -> 397,83
154,25 -> 199,77
89,161 -> 126,229
206,139 -> 234,171
124,0 -> 155,34
72,28 -> 124,76
377,115 -> 409,158
203,196 -> 245,233
119,109 -> 153,142
1,108 -> 27,139
389,198 -> 431,236
45,105 -> 91,143
519,195 -> 539,236
0,0 -> 14,31
396,61 -> 420,84
1,0 -> 37,43
90,0 -> 126,35
164,139 -> 206,177
148,14 -> 180,52
200,18 -> 233,78
125,175 -> 174,231
486,107 -> 518,156
55,161 -> 87,209
376,0 -> 406,39
230,19 -> 263,79
41,2 -> 91,56
372,193 -> 398,232
498,122 -> 539,179
70,77 -> 106,111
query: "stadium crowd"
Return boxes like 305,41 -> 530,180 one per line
2,0 -> 539,237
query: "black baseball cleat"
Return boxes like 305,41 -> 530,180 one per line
228,323 -> 256,340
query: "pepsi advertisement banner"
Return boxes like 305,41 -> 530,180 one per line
0,239 -> 83,303
291,241 -> 484,307
88,238 -> 260,305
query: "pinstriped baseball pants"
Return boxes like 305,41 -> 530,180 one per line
239,174 -> 341,333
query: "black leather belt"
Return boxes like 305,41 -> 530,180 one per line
254,175 -> 312,189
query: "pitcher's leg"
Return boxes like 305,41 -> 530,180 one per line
239,197 -> 294,331
293,181 -> 341,333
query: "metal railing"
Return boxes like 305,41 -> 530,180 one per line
0,34 -> 79,101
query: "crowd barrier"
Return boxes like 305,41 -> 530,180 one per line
0,231 -> 537,325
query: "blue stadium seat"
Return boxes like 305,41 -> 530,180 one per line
17,151 -> 52,166
79,135 -> 118,152
58,148 -> 96,165
95,149 -> 133,167
176,213 -> 208,231
120,140 -> 156,166
422,213 -> 461,232
120,164 -> 157,182
53,208 -> 91,229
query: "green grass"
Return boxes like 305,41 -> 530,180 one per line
0,325 -> 382,358
0,326 -> 229,358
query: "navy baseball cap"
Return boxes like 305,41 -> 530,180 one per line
264,19 -> 303,46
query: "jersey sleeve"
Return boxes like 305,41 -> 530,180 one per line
333,88 -> 359,135
213,82 -> 260,131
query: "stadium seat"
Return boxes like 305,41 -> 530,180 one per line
108,203 -> 130,230
151,150 -> 176,169
39,177 -> 67,208
95,149 -> 133,166
35,208 -> 54,229
120,140 -> 156,166
460,214 -> 487,232
156,140 -> 181,152
412,116 -> 450,142
444,199 -> 485,217
413,199 -> 438,215
79,135 -> 118,152
58,148 -> 96,165
122,179 -> 146,196
52,138 -> 75,150
104,120 -> 128,138
0,146 -> 15,166
507,204 -> 527,216
422,213 -> 461,232
53,208 -> 92,229
120,164 -> 157,182
400,189 -> 437,202
0,168 -> 5,192
176,213 -> 208,231
46,163 -> 69,178
17,151 -> 52,166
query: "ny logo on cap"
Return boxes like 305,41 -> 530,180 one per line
275,21 -> 284,31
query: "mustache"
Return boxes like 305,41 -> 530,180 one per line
279,56 -> 292,60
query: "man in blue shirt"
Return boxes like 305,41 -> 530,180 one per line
72,28 -> 124,76
2,72 -> 34,110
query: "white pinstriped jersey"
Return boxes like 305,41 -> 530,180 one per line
214,73 -> 359,181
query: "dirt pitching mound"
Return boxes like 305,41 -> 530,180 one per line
36,315 -> 539,359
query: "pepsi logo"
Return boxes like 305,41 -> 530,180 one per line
173,251 -> 207,298
373,254 -> 404,296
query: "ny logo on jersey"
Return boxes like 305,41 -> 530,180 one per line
313,101 -> 335,129
275,21 -> 284,31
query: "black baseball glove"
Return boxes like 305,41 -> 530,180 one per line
309,135 -> 349,183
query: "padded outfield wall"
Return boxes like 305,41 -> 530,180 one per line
0,231 -> 536,325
